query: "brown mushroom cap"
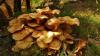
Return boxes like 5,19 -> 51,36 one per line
48,39 -> 61,50
36,7 -> 50,14
42,31 -> 61,44
42,31 -> 54,43
51,9 -> 60,15
17,14 -> 32,21
37,36 -> 48,48
8,18 -> 24,33
34,26 -> 45,31
12,27 -> 33,40
38,15 -> 48,19
29,13 -> 38,18
32,30 -> 43,38
61,16 -> 80,26
12,36 -> 33,51
65,34 -> 74,44
27,22 -> 39,27
46,17 -> 62,30
58,35 -> 66,41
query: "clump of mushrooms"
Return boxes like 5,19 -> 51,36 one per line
8,7 -> 80,52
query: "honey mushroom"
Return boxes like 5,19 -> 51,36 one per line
8,7 -> 80,52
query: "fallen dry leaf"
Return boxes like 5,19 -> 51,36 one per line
0,3 -> 9,17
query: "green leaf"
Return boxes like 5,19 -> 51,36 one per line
30,0 -> 44,11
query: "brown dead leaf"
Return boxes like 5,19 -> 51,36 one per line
6,0 -> 14,13
0,3 -> 9,17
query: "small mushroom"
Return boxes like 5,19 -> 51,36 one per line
17,14 -> 32,21
34,26 -> 45,31
58,35 -> 66,41
65,34 -> 74,44
29,13 -> 38,18
62,16 -> 80,26
48,39 -> 61,50
27,22 -> 39,27
53,32 -> 61,36
75,39 -> 87,53
37,35 -> 48,48
43,31 -> 61,44
12,36 -> 33,51
51,9 -> 60,15
36,7 -> 50,13
8,18 -> 24,33
39,15 -> 48,19
43,31 -> 54,43
36,15 -> 48,24
12,27 -> 33,40
32,30 -> 43,38
46,18 -> 62,30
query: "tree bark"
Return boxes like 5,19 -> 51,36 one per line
14,0 -> 21,16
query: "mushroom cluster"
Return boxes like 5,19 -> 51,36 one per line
8,7 -> 80,52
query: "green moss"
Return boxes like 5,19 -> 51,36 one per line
84,43 -> 100,56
